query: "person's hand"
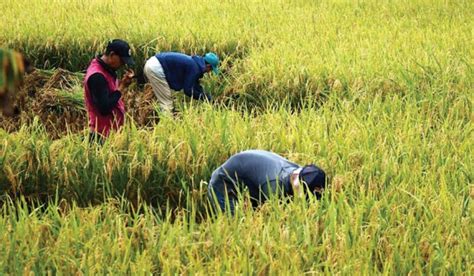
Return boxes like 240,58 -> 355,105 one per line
118,69 -> 135,91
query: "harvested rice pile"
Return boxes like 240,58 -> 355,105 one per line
123,84 -> 161,127
0,68 -> 161,138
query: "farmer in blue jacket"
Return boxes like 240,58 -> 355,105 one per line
144,52 -> 219,113
208,150 -> 326,214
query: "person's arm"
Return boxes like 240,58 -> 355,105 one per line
87,73 -> 121,116
182,65 -> 211,101
208,165 -> 239,214
192,82 -> 211,101
183,79 -> 211,101
182,71 -> 198,98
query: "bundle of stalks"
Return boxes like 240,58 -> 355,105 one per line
43,68 -> 82,90
123,85 -> 160,127
0,68 -> 86,137
31,87 -> 86,138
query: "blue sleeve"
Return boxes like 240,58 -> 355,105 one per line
182,66 -> 196,97
208,164 -> 240,214
190,81 -> 206,100
182,67 -> 210,101
183,77 -> 207,100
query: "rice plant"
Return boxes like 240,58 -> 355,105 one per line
0,0 -> 472,274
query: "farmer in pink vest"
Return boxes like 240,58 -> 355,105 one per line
83,39 -> 135,143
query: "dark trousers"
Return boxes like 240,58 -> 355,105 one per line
88,132 -> 105,145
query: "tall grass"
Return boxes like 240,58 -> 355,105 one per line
1,86 -> 471,205
0,81 -> 470,273
1,0 -> 471,107
0,0 -> 472,273
0,184 -> 471,274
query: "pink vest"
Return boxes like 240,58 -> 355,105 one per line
84,58 -> 125,137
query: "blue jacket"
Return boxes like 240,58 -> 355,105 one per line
208,150 -> 299,213
155,52 -> 209,100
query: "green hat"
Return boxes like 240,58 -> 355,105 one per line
203,52 -> 219,74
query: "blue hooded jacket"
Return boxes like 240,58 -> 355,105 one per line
155,52 -> 209,100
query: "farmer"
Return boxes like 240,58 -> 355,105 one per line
83,39 -> 135,142
0,49 -> 34,116
143,51 -> 219,113
208,150 -> 326,214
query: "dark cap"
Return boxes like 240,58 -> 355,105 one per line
106,39 -> 135,66
299,165 -> 326,194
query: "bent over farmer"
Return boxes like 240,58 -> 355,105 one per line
143,51 -> 219,113
83,39 -> 135,141
208,150 -> 326,214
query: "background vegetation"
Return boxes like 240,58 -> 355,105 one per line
0,0 -> 472,274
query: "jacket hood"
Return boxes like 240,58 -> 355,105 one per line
191,56 -> 207,76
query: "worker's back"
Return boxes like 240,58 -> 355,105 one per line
155,52 -> 205,92
210,150 -> 300,205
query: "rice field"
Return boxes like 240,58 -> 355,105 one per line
0,0 -> 473,274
